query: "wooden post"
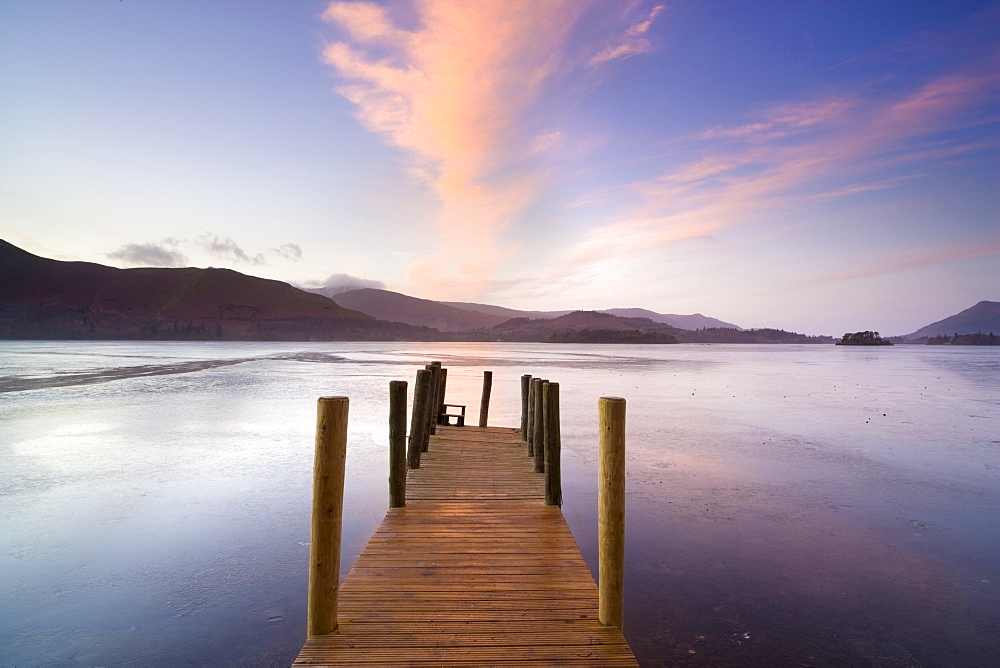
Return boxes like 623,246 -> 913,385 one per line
598,396 -> 626,628
520,374 -> 531,439
426,364 -> 440,436
388,380 -> 407,508
407,369 -> 430,468
479,370 -> 493,428
526,378 -> 536,456
437,368 -> 448,425
307,396 -> 349,636
544,382 -> 562,506
532,378 -> 545,472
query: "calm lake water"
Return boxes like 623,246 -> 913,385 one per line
1,341 -> 997,666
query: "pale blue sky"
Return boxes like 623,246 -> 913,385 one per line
2,0 -> 997,335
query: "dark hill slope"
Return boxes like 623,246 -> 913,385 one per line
332,288 -> 507,331
904,301 -> 1000,339
0,240 -> 432,340
601,308 -> 740,330
488,311 -> 682,343
441,301 -> 570,320
488,311 -> 830,344
442,301 -> 740,330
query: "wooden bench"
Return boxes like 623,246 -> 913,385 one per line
440,403 -> 466,426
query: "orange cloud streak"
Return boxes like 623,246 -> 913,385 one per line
322,0 -> 591,298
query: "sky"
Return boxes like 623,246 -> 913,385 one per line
1,0 -> 997,336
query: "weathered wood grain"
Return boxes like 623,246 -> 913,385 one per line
295,424 -> 636,666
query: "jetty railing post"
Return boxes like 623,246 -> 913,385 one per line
532,378 -> 545,472
598,396 -> 626,628
479,370 -> 493,428
437,367 -> 448,425
426,363 -> 441,437
544,382 -> 562,506
407,369 -> 430,468
520,374 -> 531,439
527,378 -> 536,455
307,396 -> 349,636
388,380 -> 407,508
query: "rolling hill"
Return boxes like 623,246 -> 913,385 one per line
329,289 -> 508,332
0,240 -> 432,340
903,301 -> 1000,340
600,308 -> 740,330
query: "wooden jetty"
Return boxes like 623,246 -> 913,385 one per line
295,372 -> 636,666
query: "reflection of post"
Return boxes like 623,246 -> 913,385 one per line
388,380 -> 407,508
598,396 -> 626,628
520,374 -> 531,440
307,396 -> 348,636
532,378 -> 546,472
407,369 -> 430,468
544,382 -> 561,506
479,371 -> 493,428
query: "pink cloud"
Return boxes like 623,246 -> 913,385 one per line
588,2 -> 666,66
538,63 -> 1000,293
322,0 -> 592,298
806,238 -> 1000,284
627,5 -> 665,37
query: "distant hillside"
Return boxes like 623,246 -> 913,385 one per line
0,241 -> 835,344
441,301 -> 570,320
442,301 -> 740,330
483,311 -> 827,344
0,240 -> 433,340
903,301 -> 1000,340
488,311 -> 682,344
601,308 -> 740,330
333,289 -> 508,332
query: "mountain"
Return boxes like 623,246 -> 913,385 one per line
484,310 -> 829,344
903,301 -> 1000,340
442,302 -> 741,330
601,308 -> 740,330
441,301 -> 571,320
331,289 -> 509,332
0,241 -> 832,343
488,311 -> 682,344
0,240 -> 433,340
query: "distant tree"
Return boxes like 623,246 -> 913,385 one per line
837,331 -> 892,346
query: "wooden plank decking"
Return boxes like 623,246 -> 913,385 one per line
294,425 -> 637,666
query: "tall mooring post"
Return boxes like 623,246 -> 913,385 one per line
532,378 -> 546,473
520,374 -> 532,438
598,396 -> 626,628
307,396 -> 349,636
526,378 -> 536,455
388,380 -> 407,508
479,371 -> 493,428
407,369 -> 431,468
544,382 -> 562,506
426,363 -> 441,437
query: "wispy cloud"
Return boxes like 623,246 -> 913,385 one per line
271,243 -> 302,261
299,272 -> 385,296
321,1 -> 662,299
589,4 -> 665,66
806,238 -> 1000,284
107,241 -> 187,268
198,234 -> 265,265
322,0 -> 595,297
543,63 -> 1000,291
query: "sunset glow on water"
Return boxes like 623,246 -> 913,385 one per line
1,341 -> 997,665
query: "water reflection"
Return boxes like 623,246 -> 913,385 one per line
0,342 -> 997,665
